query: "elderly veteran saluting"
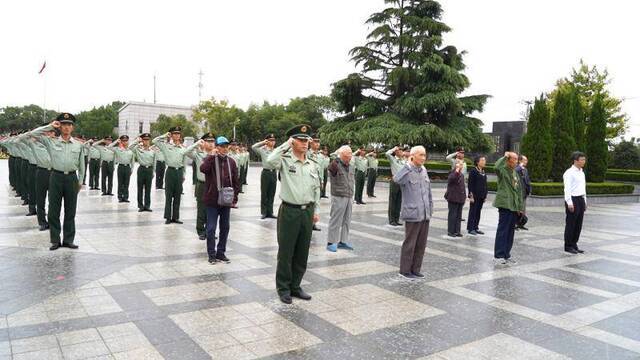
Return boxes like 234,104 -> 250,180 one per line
30,113 -> 86,251
267,124 -> 321,304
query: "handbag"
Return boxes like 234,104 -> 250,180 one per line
215,156 -> 235,207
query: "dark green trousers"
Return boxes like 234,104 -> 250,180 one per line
195,180 -> 206,236
27,164 -> 37,213
89,158 -> 100,189
117,164 -> 132,201
355,170 -> 366,203
241,164 -> 248,185
8,156 -> 15,189
20,160 -> 29,201
36,168 -> 50,226
164,167 -> 183,220
260,169 -> 277,216
366,168 -> 377,196
137,165 -> 153,210
155,161 -> 166,189
101,161 -> 114,194
48,171 -> 79,245
388,180 -> 402,224
321,168 -> 328,197
82,156 -> 88,184
276,203 -> 313,296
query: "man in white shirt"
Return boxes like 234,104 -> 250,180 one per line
563,151 -> 587,254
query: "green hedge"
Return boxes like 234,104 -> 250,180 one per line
608,168 -> 640,173
486,181 -> 634,196
605,171 -> 640,182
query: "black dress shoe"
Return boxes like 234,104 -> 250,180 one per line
575,248 -> 585,253
123,200 -> 130,203
39,224 -> 49,231
261,215 -> 267,219
215,254 -> 230,263
312,225 -> 321,232
565,248 -> 579,254
165,219 -> 172,224
291,290 -> 312,300
138,209 -> 144,212
396,222 -> 403,226
455,233 -> 463,237
21,201 -> 28,206
101,193 -> 108,196
26,212 -> 37,216
279,294 -> 293,304
63,243 -> 79,249
50,244 -> 60,251
266,215 -> 277,219
476,230 -> 485,235
198,234 -> 206,240
172,220 -> 184,224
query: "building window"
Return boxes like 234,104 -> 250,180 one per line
513,142 -> 520,154
139,122 -> 144,134
492,135 -> 501,151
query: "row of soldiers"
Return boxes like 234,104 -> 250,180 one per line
0,114 -> 254,248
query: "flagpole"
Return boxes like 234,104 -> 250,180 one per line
43,73 -> 46,122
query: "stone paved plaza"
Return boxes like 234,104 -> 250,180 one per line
0,164 -> 639,359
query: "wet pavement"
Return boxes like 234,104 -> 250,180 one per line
1,163 -> 639,359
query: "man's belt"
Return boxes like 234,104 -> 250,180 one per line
262,168 -> 276,172
282,202 -> 314,210
140,165 -> 152,169
52,169 -> 76,175
119,163 -> 131,167
37,166 -> 51,171
168,166 -> 183,170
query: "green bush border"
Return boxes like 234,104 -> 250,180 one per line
486,181 -> 634,196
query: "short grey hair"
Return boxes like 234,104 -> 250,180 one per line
337,145 -> 352,155
410,145 -> 425,156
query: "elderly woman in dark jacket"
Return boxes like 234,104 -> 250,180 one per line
467,155 -> 488,235
445,159 -> 466,237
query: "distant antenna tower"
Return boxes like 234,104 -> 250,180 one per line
198,69 -> 204,102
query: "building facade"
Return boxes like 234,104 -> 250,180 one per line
117,102 -> 194,138
485,121 -> 527,162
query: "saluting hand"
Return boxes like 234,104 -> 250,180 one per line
51,121 -> 61,128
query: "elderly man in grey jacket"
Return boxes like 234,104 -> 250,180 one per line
326,145 -> 355,252
393,145 -> 433,279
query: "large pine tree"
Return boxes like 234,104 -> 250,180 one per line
550,84 -> 577,182
322,0 -> 493,151
570,86 -> 586,151
585,94 -> 608,182
520,95 -> 553,182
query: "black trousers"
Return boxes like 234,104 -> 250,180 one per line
117,164 -> 132,201
355,170 -> 366,203
260,169 -> 277,216
447,201 -> 463,235
36,168 -> 51,226
494,208 -> 518,259
564,196 -> 586,250
89,158 -> 100,189
155,161 -> 166,189
137,166 -> 153,210
27,164 -> 37,214
101,161 -> 114,194
467,198 -> 485,232
366,168 -> 377,196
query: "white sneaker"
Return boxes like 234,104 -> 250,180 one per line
506,258 -> 518,265
493,258 -> 508,266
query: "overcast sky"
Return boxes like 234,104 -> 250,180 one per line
1,0 -> 638,139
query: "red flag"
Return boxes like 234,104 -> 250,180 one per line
38,61 -> 46,74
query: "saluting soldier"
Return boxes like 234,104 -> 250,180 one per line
15,131 -> 38,216
0,134 -> 19,193
267,124 -> 320,304
30,113 -> 85,250
186,133 -> 216,239
252,134 -> 278,219
92,136 -> 115,196
307,135 -> 324,232
152,127 -> 188,224
129,133 -> 156,212
109,135 -> 135,203
25,124 -> 56,231
86,137 -> 101,190
239,144 -> 249,186
353,147 -> 368,205
366,147 -> 379,198
386,145 -> 407,226
154,145 -> 166,189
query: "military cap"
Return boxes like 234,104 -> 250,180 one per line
140,133 -> 151,139
119,135 -> 129,141
286,124 -> 312,140
200,132 -> 215,141
169,126 -> 182,133
456,146 -> 465,152
264,133 -> 276,141
312,133 -> 320,141
56,112 -> 76,124
104,136 -> 113,141
230,139 -> 238,145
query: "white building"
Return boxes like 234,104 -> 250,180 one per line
117,101 -> 194,138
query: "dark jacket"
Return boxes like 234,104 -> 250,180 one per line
328,158 -> 355,198
516,165 -> 532,197
445,170 -> 466,204
468,167 -> 488,200
200,154 -> 240,207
